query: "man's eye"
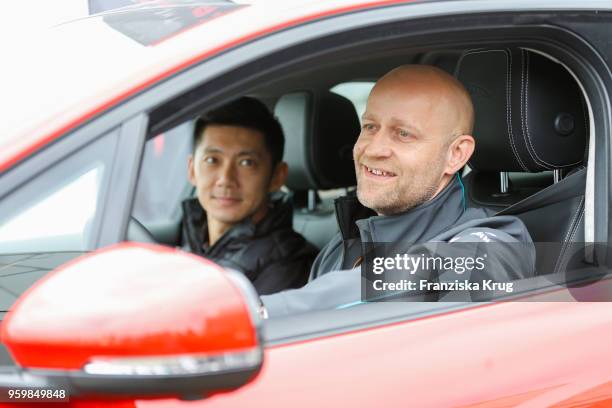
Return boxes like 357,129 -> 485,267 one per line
239,159 -> 255,166
203,156 -> 217,164
362,123 -> 376,131
398,129 -> 412,139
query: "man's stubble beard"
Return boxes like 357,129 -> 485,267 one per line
356,164 -> 443,216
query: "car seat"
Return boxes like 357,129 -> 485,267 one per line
456,47 -> 588,275
274,91 -> 361,249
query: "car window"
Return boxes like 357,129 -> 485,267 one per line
0,167 -> 102,251
0,133 -> 116,254
330,81 -> 375,123
132,122 -> 193,225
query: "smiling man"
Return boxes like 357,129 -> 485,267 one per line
261,65 -> 535,317
182,97 -> 318,295
354,65 -> 475,215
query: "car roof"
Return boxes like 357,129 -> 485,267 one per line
0,0 -> 417,172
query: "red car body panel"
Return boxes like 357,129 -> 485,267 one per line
138,301 -> 612,407
1,244 -> 257,370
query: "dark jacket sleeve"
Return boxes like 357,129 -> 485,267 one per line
250,232 -> 318,296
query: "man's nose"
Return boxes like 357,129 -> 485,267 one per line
215,162 -> 238,187
358,129 -> 393,159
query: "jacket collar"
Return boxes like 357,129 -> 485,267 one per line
182,193 -> 294,253
335,176 -> 466,243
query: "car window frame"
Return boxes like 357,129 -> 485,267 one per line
139,19 -> 607,342
142,9 -> 609,247
0,113 -> 147,252
0,128 -> 120,253
0,135 -> 114,252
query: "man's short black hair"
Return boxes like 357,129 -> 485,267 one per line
193,97 -> 285,167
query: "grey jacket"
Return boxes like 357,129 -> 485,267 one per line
262,176 -> 535,316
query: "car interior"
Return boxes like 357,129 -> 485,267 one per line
128,45 -> 589,287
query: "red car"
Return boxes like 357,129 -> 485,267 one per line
1,0 -> 612,406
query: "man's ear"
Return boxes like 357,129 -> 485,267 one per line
445,135 -> 475,175
187,154 -> 196,186
269,161 -> 289,192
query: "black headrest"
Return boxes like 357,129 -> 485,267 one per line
275,91 -> 360,190
456,48 -> 588,172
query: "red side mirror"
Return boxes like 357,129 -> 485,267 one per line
0,243 -> 263,400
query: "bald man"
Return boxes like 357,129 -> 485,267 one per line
261,65 -> 535,317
